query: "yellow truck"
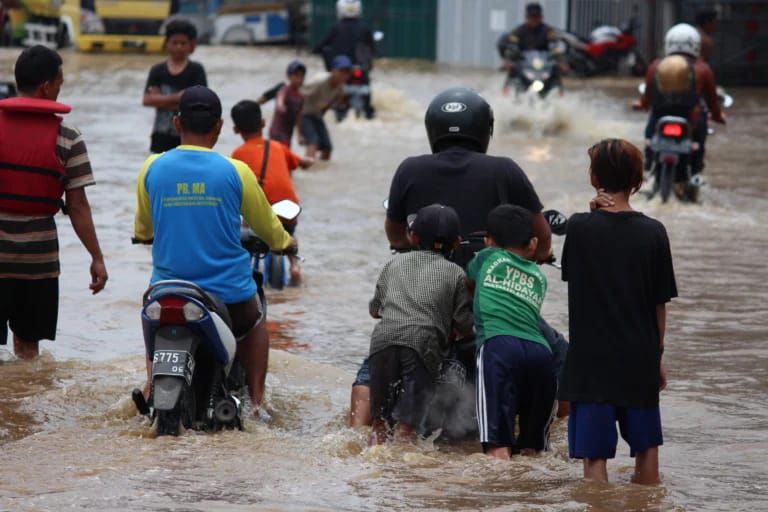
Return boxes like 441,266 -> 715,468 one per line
3,0 -> 66,48
75,0 -> 172,52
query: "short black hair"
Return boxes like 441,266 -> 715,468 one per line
165,19 -> 197,41
230,100 -> 262,134
526,2 -> 543,17
695,9 -> 718,26
179,113 -> 218,134
14,45 -> 62,93
487,204 -> 533,249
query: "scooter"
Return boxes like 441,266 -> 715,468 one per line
645,116 -> 700,203
131,200 -> 300,436
334,65 -> 374,121
381,201 -> 568,440
562,11 -> 645,77
513,50 -> 561,98
332,30 -> 383,122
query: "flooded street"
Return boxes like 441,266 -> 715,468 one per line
1,46 -> 767,511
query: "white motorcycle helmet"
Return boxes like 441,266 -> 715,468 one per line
664,23 -> 701,58
336,0 -> 361,19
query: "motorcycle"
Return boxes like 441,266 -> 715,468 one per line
512,50 -> 561,98
332,30 -> 383,122
645,116 -> 700,203
131,200 -> 301,436
381,200 -> 568,440
562,11 -> 646,77
335,65 -> 374,121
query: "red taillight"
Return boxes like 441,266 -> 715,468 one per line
352,68 -> 363,78
662,123 -> 684,138
159,297 -> 186,325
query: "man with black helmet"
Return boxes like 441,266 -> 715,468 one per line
385,87 -> 551,265
497,3 -> 563,95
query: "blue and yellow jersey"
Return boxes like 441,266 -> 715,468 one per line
134,145 -> 291,304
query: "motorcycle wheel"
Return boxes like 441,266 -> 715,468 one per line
155,383 -> 196,436
268,254 -> 286,290
659,163 -> 673,203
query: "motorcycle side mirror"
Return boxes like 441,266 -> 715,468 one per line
638,82 -> 646,95
374,31 -> 384,42
382,199 -> 389,210
543,209 -> 568,236
272,200 -> 301,220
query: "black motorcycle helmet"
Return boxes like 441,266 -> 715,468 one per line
425,87 -> 494,154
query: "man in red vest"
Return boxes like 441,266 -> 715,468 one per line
0,46 -> 108,359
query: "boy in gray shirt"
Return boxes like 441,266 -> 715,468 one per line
368,204 -> 474,444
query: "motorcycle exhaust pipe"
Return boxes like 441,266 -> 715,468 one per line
214,397 -> 241,424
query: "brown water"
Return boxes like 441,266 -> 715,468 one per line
0,46 -> 766,511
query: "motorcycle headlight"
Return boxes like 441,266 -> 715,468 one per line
532,58 -> 544,70
530,81 -> 545,93
182,302 -> 205,321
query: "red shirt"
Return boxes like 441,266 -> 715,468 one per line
232,136 -> 301,206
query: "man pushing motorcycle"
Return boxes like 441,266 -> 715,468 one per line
133,86 -> 297,409
638,23 -> 725,199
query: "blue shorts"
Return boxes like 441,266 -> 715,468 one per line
352,357 -> 370,387
476,335 -> 557,452
568,402 -> 663,459
301,114 -> 332,152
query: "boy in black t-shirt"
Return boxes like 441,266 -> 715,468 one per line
559,139 -> 677,485
143,20 -> 207,153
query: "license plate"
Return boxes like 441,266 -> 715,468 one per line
345,85 -> 370,95
153,350 -> 195,385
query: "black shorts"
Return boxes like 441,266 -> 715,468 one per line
369,346 -> 434,428
225,295 -> 262,340
0,278 -> 59,343
300,115 -> 332,152
150,133 -> 181,154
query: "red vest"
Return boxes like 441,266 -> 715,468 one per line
0,97 -> 71,215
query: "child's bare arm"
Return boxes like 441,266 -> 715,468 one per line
143,87 -> 183,108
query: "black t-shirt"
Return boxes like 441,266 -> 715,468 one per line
387,147 -> 543,236
559,210 -> 677,408
145,61 -> 207,152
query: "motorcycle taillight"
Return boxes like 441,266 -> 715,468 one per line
352,68 -> 363,79
662,123 -> 684,138
158,297 -> 186,325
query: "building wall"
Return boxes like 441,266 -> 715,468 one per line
678,0 -> 768,86
436,0 -> 568,68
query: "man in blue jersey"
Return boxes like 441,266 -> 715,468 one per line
134,86 -> 297,407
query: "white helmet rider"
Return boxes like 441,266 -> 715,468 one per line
336,0 -> 361,19
664,23 -> 701,58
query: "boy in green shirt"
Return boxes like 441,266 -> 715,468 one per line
467,204 -> 556,459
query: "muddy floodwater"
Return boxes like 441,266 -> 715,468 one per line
0,46 -> 766,511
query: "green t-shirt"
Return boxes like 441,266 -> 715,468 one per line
467,247 -> 549,351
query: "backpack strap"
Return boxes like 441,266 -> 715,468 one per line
258,139 -> 271,185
